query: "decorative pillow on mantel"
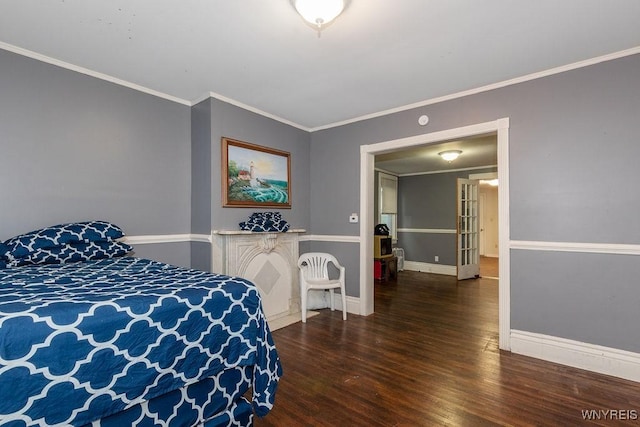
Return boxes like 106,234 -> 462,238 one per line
239,212 -> 290,232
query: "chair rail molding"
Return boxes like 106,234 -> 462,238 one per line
299,234 -> 361,243
510,240 -> 640,256
121,234 -> 211,245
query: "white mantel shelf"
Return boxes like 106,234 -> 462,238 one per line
212,229 -> 306,235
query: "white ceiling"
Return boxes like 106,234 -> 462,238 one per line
1,0 -> 639,132
375,134 -> 497,176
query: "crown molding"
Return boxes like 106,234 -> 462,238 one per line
309,46 -> 640,132
0,41 -> 191,106
202,92 -> 311,132
4,40 -> 639,133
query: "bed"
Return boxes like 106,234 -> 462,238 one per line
0,222 -> 281,426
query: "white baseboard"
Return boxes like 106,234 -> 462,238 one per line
344,296 -> 361,315
404,260 -> 456,276
267,311 -> 319,331
308,292 -> 361,316
331,294 -> 361,315
321,293 -> 360,315
511,330 -> 640,383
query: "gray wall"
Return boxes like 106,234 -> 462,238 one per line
511,250 -> 640,352
189,97 -> 311,271
398,167 -> 496,266
191,99 -> 213,235
310,53 -> 640,353
0,49 -> 192,267
190,99 -> 213,271
0,48 -> 311,272
133,242 -> 192,269
209,99 -> 310,231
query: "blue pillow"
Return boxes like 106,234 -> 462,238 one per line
239,219 -> 290,232
249,212 -> 282,222
0,242 -> 8,258
7,241 -> 132,267
240,212 -> 290,232
0,245 -> 7,269
4,221 -> 125,259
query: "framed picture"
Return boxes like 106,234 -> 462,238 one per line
221,137 -> 291,208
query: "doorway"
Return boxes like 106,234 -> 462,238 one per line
473,172 -> 500,280
359,118 -> 511,350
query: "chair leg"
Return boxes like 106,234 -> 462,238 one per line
301,286 -> 307,323
329,289 -> 335,311
341,286 -> 347,320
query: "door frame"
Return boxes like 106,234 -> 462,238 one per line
359,118 -> 511,350
479,192 -> 487,256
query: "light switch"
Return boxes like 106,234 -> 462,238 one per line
349,213 -> 358,223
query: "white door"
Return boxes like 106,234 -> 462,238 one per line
457,178 -> 480,280
479,192 -> 486,256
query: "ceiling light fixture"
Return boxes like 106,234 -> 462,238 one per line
438,150 -> 462,162
293,0 -> 345,36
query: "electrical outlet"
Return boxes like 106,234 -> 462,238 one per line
349,213 -> 358,223
434,255 -> 439,262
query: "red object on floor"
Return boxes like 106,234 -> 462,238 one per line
374,260 -> 382,280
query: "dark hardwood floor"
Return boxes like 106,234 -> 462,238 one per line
255,271 -> 640,426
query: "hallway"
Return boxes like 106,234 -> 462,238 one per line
480,255 -> 499,279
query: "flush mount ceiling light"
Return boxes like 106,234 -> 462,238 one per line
438,150 -> 462,162
293,0 -> 345,36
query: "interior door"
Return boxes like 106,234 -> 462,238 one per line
457,178 -> 480,280
479,192 -> 486,256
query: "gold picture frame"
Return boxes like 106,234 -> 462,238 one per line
221,137 -> 291,208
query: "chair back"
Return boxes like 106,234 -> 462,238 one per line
298,252 -> 338,281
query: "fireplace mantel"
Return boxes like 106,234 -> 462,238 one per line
211,230 -> 306,323
212,229 -> 306,235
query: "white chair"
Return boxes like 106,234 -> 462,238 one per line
298,252 -> 347,323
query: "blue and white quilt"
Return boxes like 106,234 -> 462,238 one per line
0,257 -> 281,426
